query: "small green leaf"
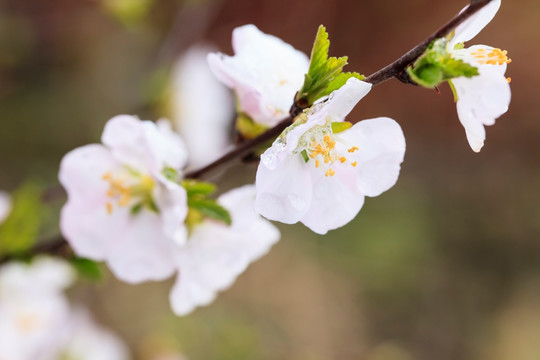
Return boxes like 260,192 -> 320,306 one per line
331,121 -> 352,134
296,25 -> 364,108
182,180 -> 217,197
188,198 -> 232,226
300,149 -> 310,163
407,38 -> 479,89
71,257 -> 104,281
0,183 -> 44,256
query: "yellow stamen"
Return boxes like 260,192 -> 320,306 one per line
325,168 -> 335,177
339,157 -> 347,163
348,146 -> 359,153
315,160 -> 320,168
507,77 -> 512,83
106,202 -> 113,214
351,161 -> 357,167
471,48 -> 511,65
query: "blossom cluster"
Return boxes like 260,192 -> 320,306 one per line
0,257 -> 129,360
0,0 -> 512,333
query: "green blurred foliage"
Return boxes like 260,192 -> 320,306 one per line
0,183 -> 44,256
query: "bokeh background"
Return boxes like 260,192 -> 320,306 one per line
1,0 -> 539,359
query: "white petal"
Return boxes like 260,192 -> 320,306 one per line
170,186 -> 279,316
60,200 -> 124,260
300,166 -> 365,235
255,152 -> 313,224
0,191 -> 12,225
449,0 -> 501,48
453,65 -> 511,152
315,78 -> 372,122
171,45 -> 234,169
59,144 -> 118,204
155,178 -> 189,246
105,210 -> 180,284
208,24 -> 309,127
339,117 -> 406,197
102,115 -> 188,173
0,256 -> 75,294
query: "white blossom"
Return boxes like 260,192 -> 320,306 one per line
59,115 -> 189,284
0,191 -> 11,225
255,78 -> 405,234
171,45 -> 235,168
208,24 -> 309,127
447,0 -> 511,152
0,257 -> 75,360
170,185 -> 280,316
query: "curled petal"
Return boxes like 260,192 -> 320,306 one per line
453,65 -> 511,152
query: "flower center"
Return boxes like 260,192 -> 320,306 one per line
298,124 -> 358,177
469,48 -> 511,65
102,170 -> 157,215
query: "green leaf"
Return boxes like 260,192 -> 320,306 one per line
182,180 -> 217,197
300,149 -> 310,163
71,257 -> 104,281
407,38 -> 479,89
296,25 -> 365,108
188,198 -> 232,226
0,183 -> 44,256
331,121 -> 352,134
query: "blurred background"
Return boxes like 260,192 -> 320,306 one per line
0,0 -> 539,359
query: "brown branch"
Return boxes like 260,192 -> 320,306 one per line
0,0 -> 494,264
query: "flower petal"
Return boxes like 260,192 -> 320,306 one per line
300,166 -> 365,235
59,144 -> 118,204
170,186 -> 279,316
449,0 -> 501,48
105,210 -> 180,284
339,117 -> 406,197
208,24 -> 309,127
453,65 -> 511,152
255,152 -> 313,224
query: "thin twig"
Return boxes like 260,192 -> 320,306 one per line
0,0 -> 494,264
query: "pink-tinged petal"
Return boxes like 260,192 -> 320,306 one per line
170,186 -> 279,316
453,66 -> 511,152
300,166 -> 365,235
104,210 -> 180,284
102,115 -> 188,173
101,115 -> 150,171
60,200 -> 122,260
339,117 -> 406,197
149,120 -> 188,172
0,191 -> 12,225
59,144 -> 117,204
255,153 -> 313,224
449,0 -> 501,48
208,24 -> 309,127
